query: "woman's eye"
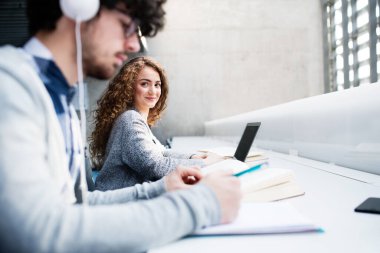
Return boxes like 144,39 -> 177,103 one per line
155,83 -> 161,87
141,82 -> 148,87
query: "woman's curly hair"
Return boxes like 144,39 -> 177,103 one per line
89,57 -> 168,169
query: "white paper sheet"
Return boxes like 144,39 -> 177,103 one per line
194,202 -> 320,235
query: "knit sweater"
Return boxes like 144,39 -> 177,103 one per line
95,109 -> 205,191
0,45 -> 220,253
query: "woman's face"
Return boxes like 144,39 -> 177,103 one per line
134,66 -> 162,113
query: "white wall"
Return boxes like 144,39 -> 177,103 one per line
147,0 -> 324,142
87,0 -> 325,143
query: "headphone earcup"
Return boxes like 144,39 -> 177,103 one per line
60,0 -> 100,22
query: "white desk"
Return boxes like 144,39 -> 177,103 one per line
151,136 -> 380,253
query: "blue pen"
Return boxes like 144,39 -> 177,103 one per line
233,162 -> 267,177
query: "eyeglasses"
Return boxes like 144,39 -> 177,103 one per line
122,19 -> 140,38
114,7 -> 140,39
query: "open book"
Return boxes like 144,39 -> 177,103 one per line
201,159 -> 304,202
198,146 -> 266,160
193,202 -> 320,235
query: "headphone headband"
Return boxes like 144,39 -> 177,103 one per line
60,0 -> 100,22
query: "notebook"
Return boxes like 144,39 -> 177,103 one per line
200,159 -> 304,202
193,202 -> 320,235
242,179 -> 305,202
201,159 -> 251,175
200,146 -> 264,159
240,167 -> 295,193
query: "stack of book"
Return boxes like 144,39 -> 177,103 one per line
200,151 -> 304,202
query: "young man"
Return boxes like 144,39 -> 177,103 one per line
0,0 -> 241,252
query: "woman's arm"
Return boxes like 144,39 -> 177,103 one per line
162,148 -> 196,159
119,111 -> 203,180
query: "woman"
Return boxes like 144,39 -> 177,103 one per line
90,57 -> 219,191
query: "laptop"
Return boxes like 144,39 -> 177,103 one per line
201,122 -> 261,175
233,122 -> 261,162
200,122 -> 261,161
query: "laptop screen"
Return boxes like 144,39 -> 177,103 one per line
234,122 -> 261,162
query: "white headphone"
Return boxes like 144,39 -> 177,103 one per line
60,0 -> 100,22
59,0 -> 100,205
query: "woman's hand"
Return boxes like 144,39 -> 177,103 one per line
203,152 -> 226,166
190,153 -> 207,159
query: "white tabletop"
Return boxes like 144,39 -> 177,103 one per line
151,136 -> 380,253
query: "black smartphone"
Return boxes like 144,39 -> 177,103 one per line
354,197 -> 380,214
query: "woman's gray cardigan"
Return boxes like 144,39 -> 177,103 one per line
95,109 -> 205,191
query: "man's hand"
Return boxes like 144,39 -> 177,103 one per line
164,165 -> 203,192
201,170 -> 242,224
165,166 -> 242,224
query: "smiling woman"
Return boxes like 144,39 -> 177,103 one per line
89,57 -> 212,190
134,66 -> 163,117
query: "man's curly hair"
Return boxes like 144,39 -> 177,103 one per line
27,0 -> 166,37
89,57 -> 168,169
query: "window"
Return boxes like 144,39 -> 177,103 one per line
322,0 -> 380,92
0,1 -> 28,47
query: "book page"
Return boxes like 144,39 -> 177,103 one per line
240,167 -> 295,193
193,202 -> 320,235
201,159 -> 249,175
245,155 -> 268,163
199,146 -> 263,158
243,180 -> 305,202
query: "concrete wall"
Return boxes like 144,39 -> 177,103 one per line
87,0 -> 324,143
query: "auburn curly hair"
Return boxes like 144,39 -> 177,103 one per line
89,57 -> 168,169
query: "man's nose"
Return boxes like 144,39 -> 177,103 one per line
124,33 -> 141,53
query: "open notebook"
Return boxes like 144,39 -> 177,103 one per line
199,146 -> 264,159
193,202 -> 321,235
